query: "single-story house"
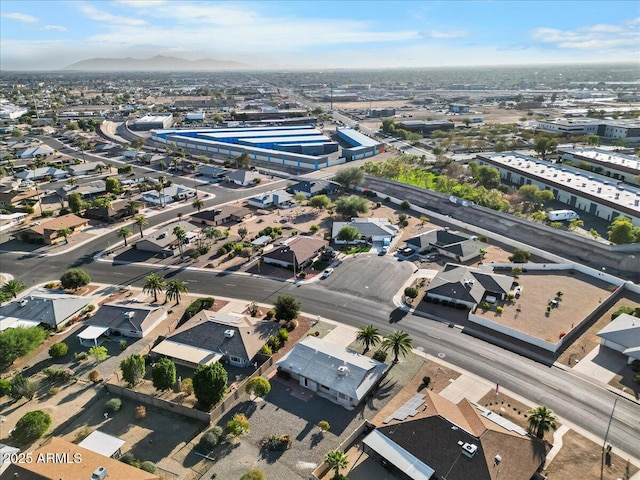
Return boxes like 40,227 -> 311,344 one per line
262,236 -> 327,269
84,198 -> 132,222
0,212 -> 28,232
198,165 -> 228,180
67,161 -> 106,176
78,302 -> 167,345
287,179 -> 338,198
151,311 -> 278,368
0,288 -> 92,331
0,444 -> 19,475
226,169 -> 262,186
425,263 -> 514,310
332,217 -> 399,245
134,220 -> 198,255
247,190 -> 293,209
0,187 -> 40,208
58,180 -> 107,199
78,430 -> 126,459
4,437 -> 159,480
363,390 -> 547,480
19,144 -> 55,159
15,167 -> 66,181
597,313 -> 640,364
406,229 -> 489,263
142,183 -> 195,205
276,336 -> 387,409
191,204 -> 252,226
21,213 -> 89,245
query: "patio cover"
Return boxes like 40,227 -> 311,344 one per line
78,430 -> 125,458
363,429 -> 435,480
0,317 -> 41,331
151,339 -> 223,366
77,325 -> 109,340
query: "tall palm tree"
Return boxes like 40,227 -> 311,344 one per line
165,280 -> 188,305
356,325 -> 381,354
57,228 -> 72,244
173,225 -> 187,257
116,227 -> 132,247
382,330 -> 413,363
158,175 -> 167,207
325,450 -> 349,479
527,405 -> 557,439
134,215 -> 148,239
204,227 -> 223,245
192,198 -> 204,212
143,273 -> 166,303
2,279 -> 25,298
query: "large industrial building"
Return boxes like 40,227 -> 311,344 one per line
397,120 -> 454,135
476,152 -> 640,226
130,113 -> 174,131
558,147 -> 640,186
152,125 -> 347,170
337,127 -> 384,161
536,118 -> 640,141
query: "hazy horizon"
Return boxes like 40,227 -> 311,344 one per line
1,0 -> 639,71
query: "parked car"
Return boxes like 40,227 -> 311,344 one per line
322,268 -> 334,278
398,247 -> 414,256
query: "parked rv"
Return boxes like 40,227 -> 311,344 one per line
547,210 -> 580,221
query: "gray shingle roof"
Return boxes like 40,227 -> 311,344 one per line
427,264 -> 513,304
0,289 -> 92,328
332,218 -> 398,240
87,302 -> 163,334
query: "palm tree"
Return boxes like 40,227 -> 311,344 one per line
165,280 -> 188,304
2,279 -> 25,298
116,227 -> 132,247
158,175 -> 167,207
382,330 -> 413,363
134,215 -> 148,239
143,273 -> 166,303
126,199 -> 140,216
204,227 -> 223,245
325,450 -> 349,479
356,325 -> 381,354
173,226 -> 187,257
57,228 -> 72,244
192,198 -> 204,212
527,405 -> 557,439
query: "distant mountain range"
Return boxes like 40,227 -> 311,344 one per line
63,55 -> 251,71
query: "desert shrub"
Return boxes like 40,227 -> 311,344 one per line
120,452 -> 140,467
287,319 -> 298,331
105,398 -> 122,413
42,367 -> 73,383
265,309 -> 276,320
0,379 -> 11,397
496,306 -> 504,314
277,328 -> 289,342
184,297 -> 216,318
482,302 -> 490,310
310,224 -> 319,232
404,287 -> 419,299
318,420 -> 331,432
12,410 -> 52,444
86,304 -> 96,312
119,339 -> 127,350
400,200 -> 410,209
262,434 -> 291,451
49,342 -> 68,358
422,376 -> 431,388
199,426 -> 224,450
140,461 -> 157,474
88,370 -> 100,383
48,387 -> 61,396
373,349 -> 387,362
181,378 -> 194,395
10,375 -> 37,400
74,351 -> 89,361
260,344 -> 272,355
135,405 -> 146,420
240,469 -> 265,480
267,335 -> 281,351
73,427 -> 91,444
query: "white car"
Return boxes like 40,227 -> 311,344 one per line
322,268 -> 334,278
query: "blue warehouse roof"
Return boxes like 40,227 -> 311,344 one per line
337,127 -> 380,148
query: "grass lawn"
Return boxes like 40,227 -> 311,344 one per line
345,246 -> 371,255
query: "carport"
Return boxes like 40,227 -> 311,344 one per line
77,325 -> 109,347
362,430 -> 435,480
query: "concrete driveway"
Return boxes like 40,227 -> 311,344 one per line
319,255 -> 414,304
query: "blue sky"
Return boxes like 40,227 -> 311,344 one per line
1,0 -> 639,70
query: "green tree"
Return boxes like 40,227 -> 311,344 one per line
126,199 -> 140,216
165,279 -> 188,304
134,214 -> 148,239
334,167 -> 364,190
68,192 -> 85,214
12,410 -> 52,444
204,227 -> 223,244
89,345 -> 108,363
105,176 -> 122,194
2,279 -> 25,298
356,325 -> 381,354
48,342 -> 68,358
309,194 -> 331,210
274,295 -> 301,322
608,217 -> 640,245
60,268 -> 91,290
236,152 -> 251,169
9,374 -> 38,400
238,226 -> 248,240
120,354 -> 146,386
57,228 -> 72,244
473,165 -> 501,189
152,358 -> 176,391
527,405 -> 558,439
245,377 -> 271,399
382,330 -> 413,363
337,225 -> 361,242
0,327 -> 48,369
240,469 -> 265,480
325,450 -> 349,479
116,227 -> 133,247
173,225 -> 187,257
508,248 -> 531,263
192,198 -> 204,212
227,413 -> 250,437
533,136 -> 559,159
193,362 -> 228,408
335,195 -> 369,217
143,273 -> 166,303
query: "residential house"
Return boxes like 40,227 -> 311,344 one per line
0,212 -> 28,232
191,204 -> 252,227
141,183 -> 195,205
0,288 -> 92,331
287,179 -> 338,198
425,263 -> 514,310
67,161 -> 106,176
597,313 -> 640,364
276,336 -> 387,409
15,167 -> 66,181
198,165 -> 228,181
4,437 -> 159,480
0,186 -> 40,208
78,301 -> 167,345
360,389 -> 546,480
84,198 -> 133,222
58,180 -> 107,200
262,236 -> 327,269
151,312 -> 278,368
226,169 -> 262,186
247,190 -> 293,209
0,444 -> 19,476
19,144 -> 55,159
134,220 -> 198,255
20,213 -> 89,245
406,229 -> 489,263
332,217 -> 399,245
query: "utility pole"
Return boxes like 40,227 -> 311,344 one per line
600,397 -> 618,480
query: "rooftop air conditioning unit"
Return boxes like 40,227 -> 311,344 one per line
462,442 -> 478,458
337,365 -> 349,375
224,329 -> 235,338
91,466 -> 108,480
124,311 -> 135,320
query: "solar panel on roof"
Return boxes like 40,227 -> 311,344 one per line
383,394 -> 426,423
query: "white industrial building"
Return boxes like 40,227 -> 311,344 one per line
536,118 -> 640,141
558,148 -> 640,186
130,113 -> 174,131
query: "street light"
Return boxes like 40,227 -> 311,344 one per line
600,397 -> 618,480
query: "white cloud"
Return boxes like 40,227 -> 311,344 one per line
2,12 -> 39,23
43,25 -> 67,32
78,3 -> 146,26
115,0 -> 167,7
530,20 -> 639,51
426,30 -> 468,39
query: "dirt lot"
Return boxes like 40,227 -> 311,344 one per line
544,429 -> 638,480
